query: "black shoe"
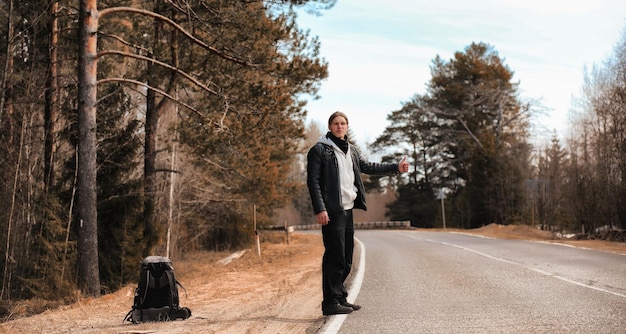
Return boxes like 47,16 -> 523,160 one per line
341,302 -> 361,311
323,303 -> 353,315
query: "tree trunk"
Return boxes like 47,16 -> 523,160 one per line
0,0 -> 15,301
143,3 -> 177,254
0,0 -> 15,140
144,69 -> 158,253
44,0 -> 59,192
77,0 -> 100,297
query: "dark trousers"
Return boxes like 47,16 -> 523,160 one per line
321,209 -> 354,306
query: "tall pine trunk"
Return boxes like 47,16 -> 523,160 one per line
77,0 -> 100,297
0,0 -> 15,301
44,0 -> 59,192
143,3 -> 177,254
144,71 -> 158,253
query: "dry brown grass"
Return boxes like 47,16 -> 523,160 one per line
459,223 -> 626,255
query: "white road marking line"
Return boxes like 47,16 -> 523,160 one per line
406,233 -> 626,299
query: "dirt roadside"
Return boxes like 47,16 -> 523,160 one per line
1,225 -> 624,334
0,233 -> 326,334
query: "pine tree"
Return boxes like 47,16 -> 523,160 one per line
427,42 -> 531,228
370,94 -> 442,226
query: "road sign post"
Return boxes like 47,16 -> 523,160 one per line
437,188 -> 446,229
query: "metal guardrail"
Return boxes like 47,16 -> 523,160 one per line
355,220 -> 411,229
290,220 -> 411,230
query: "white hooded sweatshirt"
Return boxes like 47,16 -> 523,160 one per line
318,135 -> 358,210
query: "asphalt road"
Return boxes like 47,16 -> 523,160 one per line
336,230 -> 626,334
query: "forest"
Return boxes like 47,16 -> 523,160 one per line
1,0 -> 625,309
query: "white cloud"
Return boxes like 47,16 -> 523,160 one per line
495,0 -> 604,15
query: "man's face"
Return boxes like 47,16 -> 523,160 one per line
329,116 -> 348,139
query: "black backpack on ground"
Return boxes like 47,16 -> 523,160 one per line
124,256 -> 192,323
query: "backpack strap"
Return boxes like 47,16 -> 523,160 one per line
177,280 -> 187,298
164,269 -> 179,307
123,309 -> 133,323
139,267 -> 151,306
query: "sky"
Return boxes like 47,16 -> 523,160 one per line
295,0 -> 626,147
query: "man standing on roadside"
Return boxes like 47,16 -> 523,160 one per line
306,111 -> 410,316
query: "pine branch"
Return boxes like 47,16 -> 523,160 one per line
97,77 -> 223,131
97,50 -> 221,97
99,7 -> 257,66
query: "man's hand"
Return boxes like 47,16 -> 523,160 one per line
317,211 -> 330,225
398,156 -> 409,173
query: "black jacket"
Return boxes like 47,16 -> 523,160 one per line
306,142 -> 399,215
